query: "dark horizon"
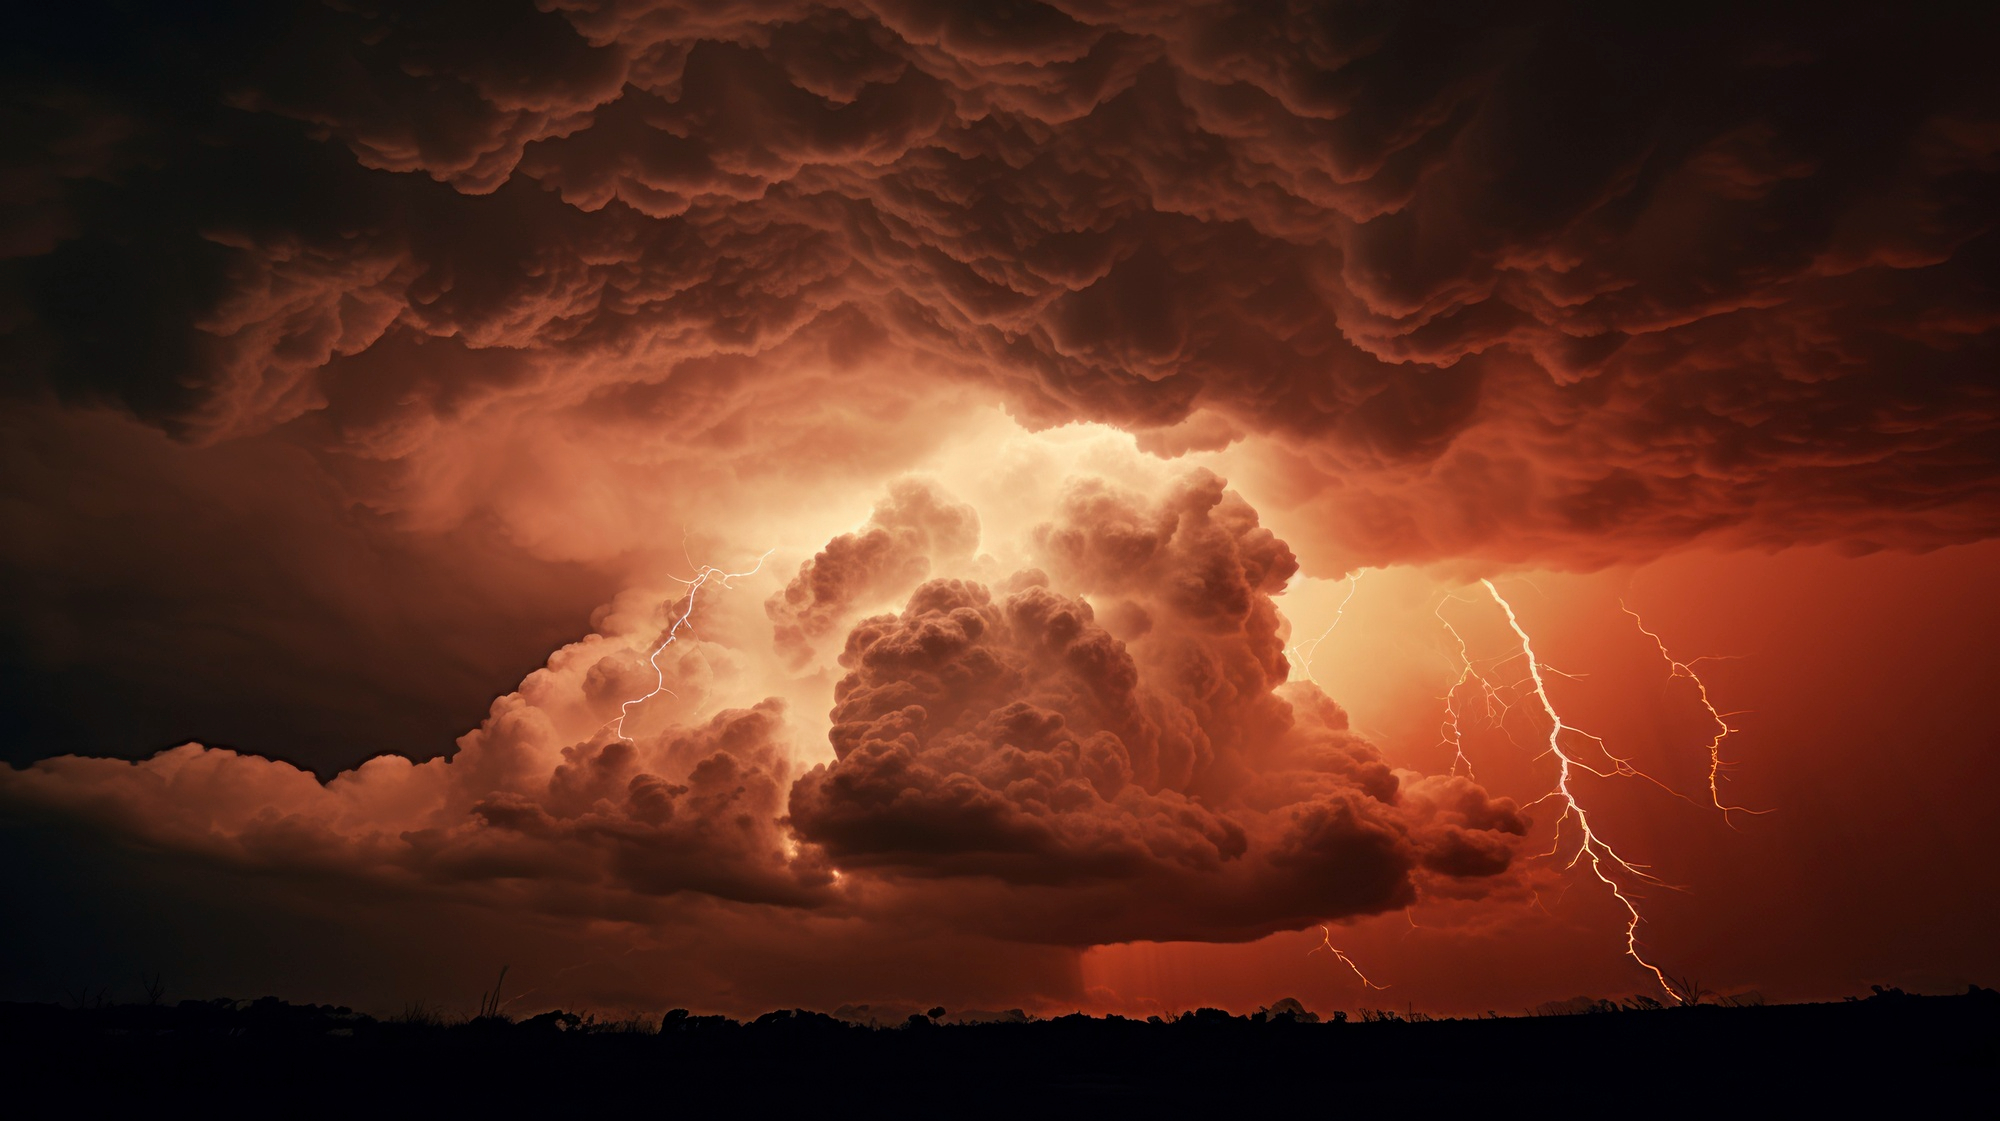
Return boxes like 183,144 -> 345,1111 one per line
6,986 -> 1993,1110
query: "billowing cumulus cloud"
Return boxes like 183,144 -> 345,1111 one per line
1,471 -> 1526,949
766,478 -> 981,668
4,691 -> 830,914
792,473 -> 1527,941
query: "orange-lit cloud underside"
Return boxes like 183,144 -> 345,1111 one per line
2,1 -> 1997,1017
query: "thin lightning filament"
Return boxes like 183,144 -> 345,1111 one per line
1435,595 -> 1498,781
1288,575 -> 1386,992
1288,571 -> 1362,688
610,551 -> 773,740
1621,602 -> 1768,826
1311,925 -> 1389,990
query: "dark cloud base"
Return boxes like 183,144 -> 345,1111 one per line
4,0 -> 1994,568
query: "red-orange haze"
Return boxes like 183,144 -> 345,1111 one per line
1,0 -> 1996,1020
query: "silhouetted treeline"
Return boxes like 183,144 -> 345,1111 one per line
3,987 -> 1992,1112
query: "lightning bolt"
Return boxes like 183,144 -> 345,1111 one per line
1282,576 -> 1743,1003
609,550 -> 773,741
1621,601 -> 1768,826
1310,925 -> 1389,990
1287,571 -> 1362,688
1286,576 -> 1390,995
1475,579 -> 1681,1001
1435,594 -> 1502,781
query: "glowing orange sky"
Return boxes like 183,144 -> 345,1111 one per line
2,0 -> 1996,1019
1086,539 -> 2000,1015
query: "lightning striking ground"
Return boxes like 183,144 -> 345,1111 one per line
1286,575 -> 1741,1002
1475,579 -> 1680,1000
609,551 -> 773,740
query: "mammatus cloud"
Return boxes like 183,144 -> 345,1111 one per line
1,474 -> 1525,945
5,1 -> 1995,572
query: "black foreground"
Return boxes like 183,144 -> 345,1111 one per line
4,987 -> 1992,1112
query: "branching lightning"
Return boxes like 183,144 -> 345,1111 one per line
1310,925 -> 1389,990
1436,601 -> 1696,806
608,550 -> 773,741
1475,579 -> 1680,1000
1621,601 -> 1768,825
1435,594 -> 1501,781
1284,573 -> 1746,1003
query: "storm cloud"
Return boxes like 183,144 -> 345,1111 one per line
5,0 -> 1994,571
2,0 -> 1996,1013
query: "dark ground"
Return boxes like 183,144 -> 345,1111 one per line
3,987 -> 1992,1113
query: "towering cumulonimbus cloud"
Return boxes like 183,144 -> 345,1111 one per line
790,471 -> 1528,942
0,471 -> 1528,945
5,1 -> 1994,573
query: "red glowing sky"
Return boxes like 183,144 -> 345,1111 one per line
1,1 -> 1996,1018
